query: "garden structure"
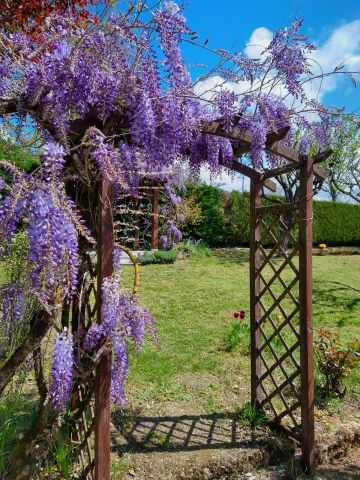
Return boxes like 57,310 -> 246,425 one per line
116,180 -> 161,251
0,5 -> 345,479
65,119 -> 331,479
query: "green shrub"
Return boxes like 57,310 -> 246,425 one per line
176,239 -> 211,257
313,200 -> 360,246
137,250 -> 178,265
182,183 -> 229,246
181,183 -> 360,247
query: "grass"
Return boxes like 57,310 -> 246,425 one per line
1,249 -> 359,477
0,394 -> 38,478
120,250 -> 360,413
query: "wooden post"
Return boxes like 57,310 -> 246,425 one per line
299,156 -> 315,475
94,178 -> 114,480
151,187 -> 159,250
133,197 -> 140,250
249,179 -> 262,404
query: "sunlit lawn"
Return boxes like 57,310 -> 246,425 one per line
1,250 -> 359,476
121,250 -> 360,413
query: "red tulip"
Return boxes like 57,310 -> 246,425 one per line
233,312 -> 239,318
239,311 -> 246,319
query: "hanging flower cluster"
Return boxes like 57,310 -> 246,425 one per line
50,329 -> 74,411
0,144 -> 93,311
77,268 -> 158,408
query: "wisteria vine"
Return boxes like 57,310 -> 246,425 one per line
0,0 -> 350,418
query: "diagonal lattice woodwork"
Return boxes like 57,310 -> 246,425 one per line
70,253 -> 98,480
255,201 -> 302,439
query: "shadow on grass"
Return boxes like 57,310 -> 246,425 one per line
111,410 -> 294,459
313,279 -> 360,312
317,464 -> 360,480
211,248 -> 249,265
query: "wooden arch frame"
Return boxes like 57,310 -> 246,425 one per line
0,85 -> 333,477
95,119 -> 331,478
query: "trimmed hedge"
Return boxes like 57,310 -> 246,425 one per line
182,183 -> 360,247
313,201 -> 360,246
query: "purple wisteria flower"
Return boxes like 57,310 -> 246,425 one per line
111,334 -> 129,406
82,273 -> 158,406
166,219 -> 182,242
50,330 -> 74,411
42,142 -> 66,180
159,235 -> 169,249
216,89 -> 237,132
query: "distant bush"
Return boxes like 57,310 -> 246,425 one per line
313,200 -> 360,246
176,239 -> 211,257
137,250 -> 178,265
182,183 -> 229,247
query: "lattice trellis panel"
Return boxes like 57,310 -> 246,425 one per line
254,201 -> 303,440
70,253 -> 98,480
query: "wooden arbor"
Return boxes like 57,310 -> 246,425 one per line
76,120 -> 331,479
202,120 -> 331,474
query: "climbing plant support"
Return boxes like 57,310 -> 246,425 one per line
250,156 -> 315,474
70,123 -> 330,479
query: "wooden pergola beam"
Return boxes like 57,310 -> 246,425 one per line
201,121 -> 330,182
263,150 -> 332,180
227,159 -> 277,192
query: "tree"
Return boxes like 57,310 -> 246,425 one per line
0,0 -> 101,36
0,136 -> 40,174
322,116 -> 360,203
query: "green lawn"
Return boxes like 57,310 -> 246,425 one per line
121,250 -> 360,414
1,249 -> 359,477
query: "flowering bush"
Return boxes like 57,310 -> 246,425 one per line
314,329 -> 360,398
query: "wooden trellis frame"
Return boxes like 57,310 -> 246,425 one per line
250,156 -> 316,473
75,121 -> 331,479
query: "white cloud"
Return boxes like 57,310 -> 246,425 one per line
194,19 -> 360,105
244,27 -> 272,59
193,74 -> 250,103
310,19 -> 360,98
199,166 -> 250,192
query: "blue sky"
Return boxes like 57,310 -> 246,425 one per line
175,1 -> 360,197
181,0 -> 360,112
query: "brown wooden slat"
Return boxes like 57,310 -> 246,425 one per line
259,368 -> 300,409
258,219 -> 299,272
256,202 -> 298,214
259,306 -> 300,346
258,273 -> 300,343
94,178 -> 114,480
258,351 -> 299,427
250,179 -> 262,403
299,157 -> 316,474
257,321 -> 300,389
201,121 -> 327,180
259,220 -> 300,280
259,244 -> 299,301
